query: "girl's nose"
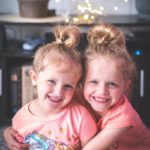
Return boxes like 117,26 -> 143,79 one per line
53,85 -> 64,97
97,83 -> 107,95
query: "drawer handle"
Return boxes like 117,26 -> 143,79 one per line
140,69 -> 144,98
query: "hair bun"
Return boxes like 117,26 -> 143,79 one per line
54,25 -> 81,49
87,24 -> 125,49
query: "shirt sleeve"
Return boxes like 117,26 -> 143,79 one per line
79,108 -> 97,144
101,99 -> 137,129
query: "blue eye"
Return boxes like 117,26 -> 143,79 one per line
64,84 -> 73,90
89,80 -> 98,85
108,82 -> 118,88
48,80 -> 55,84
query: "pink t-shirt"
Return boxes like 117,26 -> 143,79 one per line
98,96 -> 150,150
12,101 -> 97,149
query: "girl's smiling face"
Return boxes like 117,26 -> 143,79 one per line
84,56 -> 130,116
30,60 -> 80,116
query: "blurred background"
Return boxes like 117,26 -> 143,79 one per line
0,0 -> 138,16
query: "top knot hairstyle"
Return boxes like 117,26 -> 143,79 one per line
54,25 -> 81,49
32,25 -> 82,79
88,23 -> 125,47
86,23 -> 126,56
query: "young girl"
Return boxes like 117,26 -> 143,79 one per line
4,25 -> 97,150
82,23 -> 150,149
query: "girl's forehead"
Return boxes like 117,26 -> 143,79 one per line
43,58 -> 75,71
40,52 -> 81,77
47,61 -> 72,72
41,62 -> 81,82
43,52 -> 73,64
42,57 -> 81,75
87,56 -> 126,81
89,55 -> 122,66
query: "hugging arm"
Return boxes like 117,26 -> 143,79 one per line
3,127 -> 29,150
82,126 -> 131,150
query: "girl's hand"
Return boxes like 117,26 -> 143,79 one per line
3,127 -> 29,150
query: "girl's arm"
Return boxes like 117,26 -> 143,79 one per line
82,126 -> 131,150
3,127 -> 29,150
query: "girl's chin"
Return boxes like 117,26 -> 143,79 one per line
90,102 -> 109,113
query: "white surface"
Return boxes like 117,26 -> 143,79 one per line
0,14 -> 66,23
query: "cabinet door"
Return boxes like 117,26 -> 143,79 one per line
0,57 -> 7,123
132,57 -> 150,127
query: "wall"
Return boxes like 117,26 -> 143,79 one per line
0,0 -> 138,41
0,0 -> 138,15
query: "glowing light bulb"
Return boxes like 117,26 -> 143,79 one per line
99,6 -> 104,11
83,14 -> 89,20
65,18 -> 70,23
114,6 -> 118,11
73,17 -> 79,22
55,0 -> 60,3
91,15 -> 95,20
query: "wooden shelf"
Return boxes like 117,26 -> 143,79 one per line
0,14 -> 66,26
0,14 -> 150,27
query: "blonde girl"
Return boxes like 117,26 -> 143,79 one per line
4,25 -> 97,150
82,23 -> 150,150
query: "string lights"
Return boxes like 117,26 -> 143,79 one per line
53,0 -> 130,24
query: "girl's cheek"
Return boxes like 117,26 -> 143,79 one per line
84,87 -> 91,99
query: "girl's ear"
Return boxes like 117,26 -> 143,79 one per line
29,68 -> 37,86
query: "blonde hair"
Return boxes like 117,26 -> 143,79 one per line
32,25 -> 82,80
84,23 -> 136,88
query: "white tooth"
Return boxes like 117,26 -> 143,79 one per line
95,97 -> 107,102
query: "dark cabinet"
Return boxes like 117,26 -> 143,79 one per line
127,34 -> 150,127
0,57 -> 7,123
0,54 -> 33,123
